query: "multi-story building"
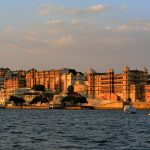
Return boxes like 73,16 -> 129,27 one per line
0,68 -> 11,89
26,68 -> 85,93
0,88 -> 15,102
0,78 -> 4,89
74,80 -> 88,96
0,67 -> 10,77
88,66 -> 148,102
60,72 -> 84,93
4,77 -> 26,89
0,88 -> 30,103
26,69 -> 61,92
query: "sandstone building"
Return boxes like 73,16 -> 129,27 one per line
88,66 -> 149,102
26,68 -> 85,93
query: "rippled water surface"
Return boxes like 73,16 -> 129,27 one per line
0,109 -> 150,150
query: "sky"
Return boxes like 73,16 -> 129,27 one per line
0,0 -> 150,73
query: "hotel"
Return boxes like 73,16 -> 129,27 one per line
88,65 -> 149,102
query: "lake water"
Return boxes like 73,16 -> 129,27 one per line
0,109 -> 150,150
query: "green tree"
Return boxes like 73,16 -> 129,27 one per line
76,96 -> 88,104
29,96 -> 39,104
9,96 -> 25,106
32,84 -> 45,92
67,85 -> 74,94
30,95 -> 49,104
61,95 -> 87,106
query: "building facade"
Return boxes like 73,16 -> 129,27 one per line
0,67 -> 10,78
26,69 -> 61,92
4,77 -> 26,89
26,68 -> 84,93
88,66 -> 148,102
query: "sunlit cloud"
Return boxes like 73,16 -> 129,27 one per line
90,4 -> 108,13
53,36 -> 74,46
1,0 -> 150,71
116,19 -> 150,31
37,5 -> 52,15
44,19 -> 61,25
24,31 -> 40,42
70,19 -> 80,25
38,4 -> 109,17
3,26 -> 15,33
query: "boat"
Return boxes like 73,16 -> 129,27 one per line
123,105 -> 136,114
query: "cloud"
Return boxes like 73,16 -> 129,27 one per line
53,36 -> 74,46
24,31 -> 40,42
1,16 -> 150,71
90,4 -> 108,13
37,5 -> 52,16
70,19 -> 80,25
3,26 -> 15,33
116,19 -> 150,31
44,19 -> 61,25
38,4 -> 109,17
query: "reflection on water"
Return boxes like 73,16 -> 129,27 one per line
0,109 -> 150,150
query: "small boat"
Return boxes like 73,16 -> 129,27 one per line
123,105 -> 136,114
147,113 -> 150,116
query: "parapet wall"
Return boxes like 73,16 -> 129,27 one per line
95,102 -> 123,109
6,106 -> 49,109
132,102 -> 150,110
95,102 -> 150,110
5,102 -> 150,110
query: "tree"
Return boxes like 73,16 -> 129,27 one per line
61,95 -> 88,106
76,96 -> 88,104
40,96 -> 49,103
29,95 -> 49,104
32,84 -> 45,92
9,96 -> 25,106
67,85 -> 74,94
62,85 -> 87,107
29,96 -> 39,104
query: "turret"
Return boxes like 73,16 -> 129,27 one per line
142,66 -> 148,84
107,68 -> 114,98
123,65 -> 130,73
143,66 -> 148,73
88,68 -> 96,74
123,65 -> 130,100
87,68 -> 95,99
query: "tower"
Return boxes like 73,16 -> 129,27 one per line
123,65 -> 130,100
88,68 -> 95,99
107,68 -> 114,100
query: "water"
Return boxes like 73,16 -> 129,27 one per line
0,109 -> 150,150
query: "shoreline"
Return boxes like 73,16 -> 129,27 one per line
2,102 -> 150,110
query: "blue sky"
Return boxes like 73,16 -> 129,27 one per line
0,0 -> 150,72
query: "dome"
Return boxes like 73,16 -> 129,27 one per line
88,68 -> 96,74
107,68 -> 114,73
143,66 -> 148,72
27,68 -> 37,73
123,65 -> 130,72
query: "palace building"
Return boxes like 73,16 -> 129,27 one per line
26,68 -> 85,93
4,77 -> 26,89
88,66 -> 149,102
26,68 -> 61,92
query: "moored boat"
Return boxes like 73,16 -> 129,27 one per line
123,105 -> 136,114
